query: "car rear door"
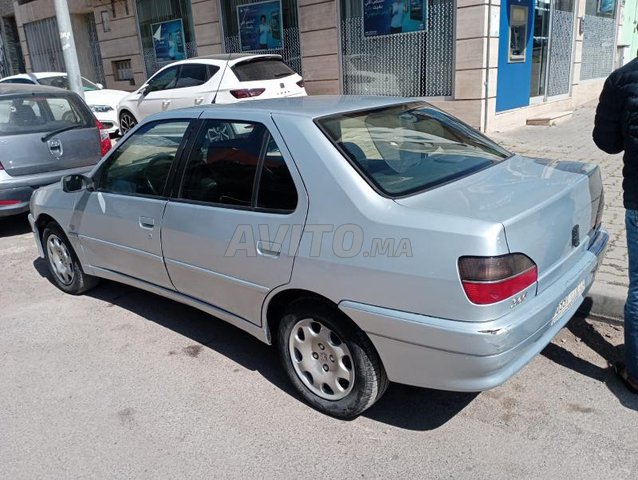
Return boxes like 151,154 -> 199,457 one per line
76,119 -> 194,289
169,63 -> 221,110
161,114 -> 308,325
0,92 -> 99,176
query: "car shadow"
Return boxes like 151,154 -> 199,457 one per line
0,213 -> 30,238
32,259 -> 477,430
541,315 -> 637,412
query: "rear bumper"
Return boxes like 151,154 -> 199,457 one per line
339,228 -> 609,392
95,110 -> 119,135
0,186 -> 32,217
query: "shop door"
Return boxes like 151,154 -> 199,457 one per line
530,0 -> 575,100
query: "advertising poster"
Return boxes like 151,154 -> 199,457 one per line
597,0 -> 616,15
151,19 -> 186,63
363,0 -> 428,38
237,0 -> 283,51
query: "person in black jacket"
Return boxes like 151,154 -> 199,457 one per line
593,58 -> 638,394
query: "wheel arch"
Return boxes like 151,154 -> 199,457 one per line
264,289 -> 338,344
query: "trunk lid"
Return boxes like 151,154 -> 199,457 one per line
0,127 -> 100,176
396,155 -> 604,292
229,56 -> 305,99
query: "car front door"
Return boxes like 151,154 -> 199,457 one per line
135,66 -> 180,120
161,116 -> 308,325
170,63 -> 221,110
76,119 -> 194,289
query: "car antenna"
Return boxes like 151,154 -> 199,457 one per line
211,52 -> 232,104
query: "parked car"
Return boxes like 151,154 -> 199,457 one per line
117,54 -> 306,135
0,84 -> 111,218
0,72 -> 129,136
29,96 -> 608,418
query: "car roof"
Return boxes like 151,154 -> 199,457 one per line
155,53 -> 283,69
0,83 -> 72,95
181,96 -> 422,119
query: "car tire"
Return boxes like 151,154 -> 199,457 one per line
119,110 -> 137,135
277,299 -> 389,419
42,222 -> 99,295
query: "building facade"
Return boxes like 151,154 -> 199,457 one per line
7,0 -> 622,131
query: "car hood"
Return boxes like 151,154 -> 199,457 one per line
84,89 -> 129,107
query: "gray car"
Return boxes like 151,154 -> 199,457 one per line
28,96 -> 608,418
0,84 -> 111,218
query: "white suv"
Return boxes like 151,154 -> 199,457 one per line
117,53 -> 306,134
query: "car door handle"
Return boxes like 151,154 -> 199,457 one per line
195,97 -> 204,105
257,240 -> 281,258
162,100 -> 171,108
139,216 -> 155,229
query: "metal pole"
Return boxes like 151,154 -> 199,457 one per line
53,0 -> 84,99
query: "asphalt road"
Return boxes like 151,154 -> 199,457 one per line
1,214 -> 637,479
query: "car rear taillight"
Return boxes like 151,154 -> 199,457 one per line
458,254 -> 537,305
230,88 -> 265,99
0,161 -> 4,170
0,200 -> 21,206
296,78 -> 304,88
96,119 -> 112,156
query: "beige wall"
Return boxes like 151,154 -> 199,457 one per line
298,0 -> 340,94
192,0 -> 222,56
91,1 -> 144,91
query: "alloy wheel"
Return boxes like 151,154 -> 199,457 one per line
46,234 -> 75,286
288,318 -> 355,400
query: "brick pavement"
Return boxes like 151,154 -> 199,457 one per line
490,103 -> 628,290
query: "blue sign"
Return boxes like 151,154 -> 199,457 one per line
363,0 -> 427,38
237,0 -> 283,51
151,19 -> 186,63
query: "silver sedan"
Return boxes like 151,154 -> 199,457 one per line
29,96 -> 608,418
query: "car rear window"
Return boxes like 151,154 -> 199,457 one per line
316,102 -> 511,197
232,58 -> 295,82
0,94 -> 93,136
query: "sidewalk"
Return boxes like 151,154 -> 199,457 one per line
490,103 -> 627,321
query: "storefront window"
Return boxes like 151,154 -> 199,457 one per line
581,0 -> 617,80
136,0 -> 196,76
339,0 -> 454,97
220,0 -> 302,75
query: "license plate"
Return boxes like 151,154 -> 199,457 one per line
551,280 -> 586,324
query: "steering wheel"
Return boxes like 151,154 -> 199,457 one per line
143,154 -> 174,195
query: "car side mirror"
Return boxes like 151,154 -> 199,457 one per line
96,83 -> 104,90
62,174 -> 94,193
141,84 -> 152,96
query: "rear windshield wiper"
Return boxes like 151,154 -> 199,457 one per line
41,125 -> 82,142
274,72 -> 293,78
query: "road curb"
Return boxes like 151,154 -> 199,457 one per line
578,281 -> 626,326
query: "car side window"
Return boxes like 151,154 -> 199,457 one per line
97,121 -> 190,197
179,120 -> 266,207
175,63 -> 218,88
256,135 -> 298,212
146,66 -> 179,92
